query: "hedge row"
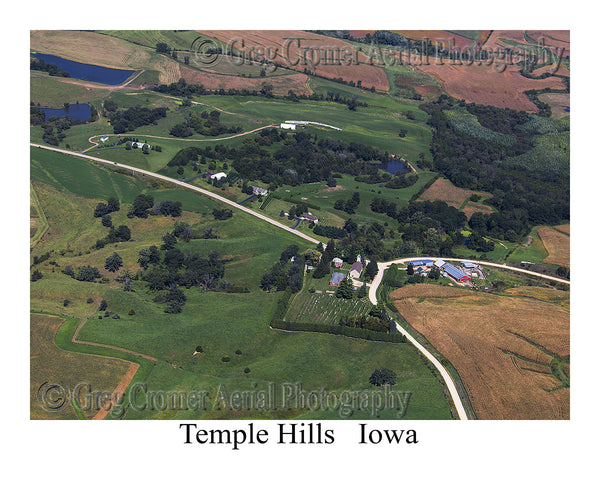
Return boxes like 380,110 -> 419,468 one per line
409,174 -> 440,202
271,319 -> 407,343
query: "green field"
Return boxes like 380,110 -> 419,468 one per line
29,146 -> 453,420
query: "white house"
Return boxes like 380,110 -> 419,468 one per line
210,172 -> 227,181
332,257 -> 343,268
100,136 -> 109,142
132,142 -> 149,149
280,123 -> 296,130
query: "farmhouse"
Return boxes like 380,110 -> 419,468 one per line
330,272 -> 346,286
251,186 -> 268,196
300,213 -> 319,223
349,262 -> 363,279
332,257 -> 343,268
280,123 -> 296,130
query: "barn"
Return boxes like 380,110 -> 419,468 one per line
440,262 -> 470,282
409,259 -> 433,267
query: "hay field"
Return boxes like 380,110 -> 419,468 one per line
392,285 -> 569,419
538,227 -> 570,268
30,313 -> 131,419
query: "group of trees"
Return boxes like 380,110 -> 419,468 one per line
63,265 -> 103,283
339,305 -> 393,333
260,245 -> 304,293
30,57 -> 70,77
108,106 -> 168,134
127,194 -> 182,219
334,192 -> 361,215
420,95 -> 569,239
165,128 -> 413,190
94,197 -> 120,217
170,110 -> 242,138
137,234 -> 226,313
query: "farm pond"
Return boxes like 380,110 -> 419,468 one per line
39,103 -> 92,122
31,52 -> 135,85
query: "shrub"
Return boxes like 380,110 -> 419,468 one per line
244,367 -> 251,374
99,299 -> 108,311
87,297 -> 94,304
128,309 -> 135,315
195,345 -> 203,353
112,313 -> 120,319
31,270 -> 43,282
369,368 -> 397,386
221,355 -> 230,363
235,349 -> 242,355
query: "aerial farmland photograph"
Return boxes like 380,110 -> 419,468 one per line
29,29 -> 570,422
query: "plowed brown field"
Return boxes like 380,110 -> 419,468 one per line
199,30 -> 389,91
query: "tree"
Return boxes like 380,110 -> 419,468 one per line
336,277 -> 354,299
407,263 -> 414,275
327,176 -> 337,187
107,197 -> 120,212
364,260 -> 379,281
105,252 -> 123,272
31,270 -> 43,282
101,214 -> 112,228
357,283 -> 367,298
428,266 -> 441,280
161,232 -> 177,250
99,299 -> 108,311
369,368 -> 397,386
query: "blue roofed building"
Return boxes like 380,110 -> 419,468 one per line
330,272 -> 346,286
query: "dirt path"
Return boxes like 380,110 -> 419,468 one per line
71,316 -> 158,363
82,124 -> 277,153
92,363 -> 139,420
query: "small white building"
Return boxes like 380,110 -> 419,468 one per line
100,136 -> 109,142
132,142 -> 149,149
280,123 -> 296,130
332,257 -> 343,268
210,172 -> 227,181
434,259 -> 445,268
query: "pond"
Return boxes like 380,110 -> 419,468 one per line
31,52 -> 135,85
40,103 -> 92,122
378,158 -> 410,175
